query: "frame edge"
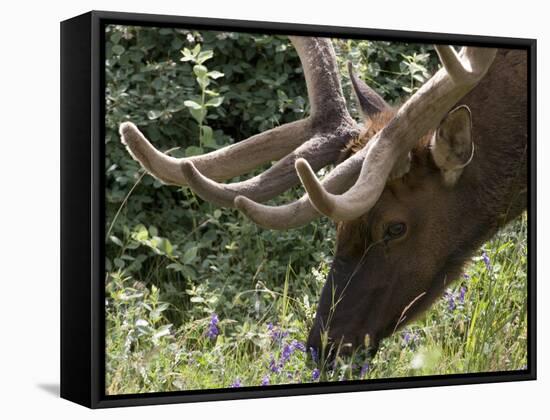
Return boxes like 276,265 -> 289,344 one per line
60,11 -> 94,408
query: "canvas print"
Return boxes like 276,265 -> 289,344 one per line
105,24 -> 528,395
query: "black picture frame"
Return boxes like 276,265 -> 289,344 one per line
60,10 -> 537,409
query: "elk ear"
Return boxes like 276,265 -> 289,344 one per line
431,105 -> 474,186
348,62 -> 390,120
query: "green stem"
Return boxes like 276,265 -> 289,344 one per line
199,84 -> 206,149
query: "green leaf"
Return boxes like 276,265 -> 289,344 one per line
193,64 -> 208,78
196,50 -> 214,64
109,235 -> 123,247
147,110 -> 163,120
114,258 -> 125,269
171,38 -> 183,50
153,325 -> 172,340
167,262 -> 184,272
205,96 -> 224,108
180,47 -> 196,62
112,44 -> 125,55
185,146 -> 204,157
135,319 -> 149,327
179,265 -> 197,279
189,107 -> 206,124
134,225 -> 148,241
126,241 -> 140,250
201,125 -> 215,147
182,247 -> 198,265
183,100 -> 202,110
196,77 -> 210,90
207,70 -> 224,79
157,238 -> 173,256
110,32 -> 122,44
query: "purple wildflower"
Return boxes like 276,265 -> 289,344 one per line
206,313 -> 219,339
403,330 -> 419,346
309,347 -> 319,362
291,340 -> 306,352
448,294 -> 456,311
267,323 -> 289,343
444,291 -> 456,311
261,375 -> 270,386
360,362 -> 370,378
459,286 -> 467,304
312,368 -> 320,381
281,344 -> 293,364
230,378 -> 242,388
463,272 -> 471,279
269,355 -> 280,373
482,251 -> 492,270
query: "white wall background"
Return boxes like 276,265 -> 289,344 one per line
0,0 -> 547,418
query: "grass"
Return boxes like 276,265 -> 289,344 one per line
105,213 -> 528,395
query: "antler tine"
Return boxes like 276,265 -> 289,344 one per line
236,45 -> 496,227
235,195 -> 319,230
347,61 -> 390,117
290,36 -> 350,121
434,45 -> 468,82
294,158 -> 344,218
121,116 -> 313,186
121,37 -> 359,204
434,45 -> 494,84
234,147 -> 366,229
181,132 -> 356,207
120,122 -> 188,185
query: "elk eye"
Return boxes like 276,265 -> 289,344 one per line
385,222 -> 407,240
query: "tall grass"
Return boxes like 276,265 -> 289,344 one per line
105,213 -> 527,394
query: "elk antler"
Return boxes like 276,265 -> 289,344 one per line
120,37 -> 360,207
236,45 -> 497,228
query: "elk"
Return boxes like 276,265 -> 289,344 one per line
119,36 -> 527,358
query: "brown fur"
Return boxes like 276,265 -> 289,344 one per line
307,49 -> 528,356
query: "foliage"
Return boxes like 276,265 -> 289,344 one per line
104,25 -> 527,395
106,215 -> 527,393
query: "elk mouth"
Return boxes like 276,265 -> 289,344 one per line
306,323 -> 381,366
305,257 -> 384,363
305,253 -> 416,364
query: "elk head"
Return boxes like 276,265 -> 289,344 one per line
119,37 -> 497,359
